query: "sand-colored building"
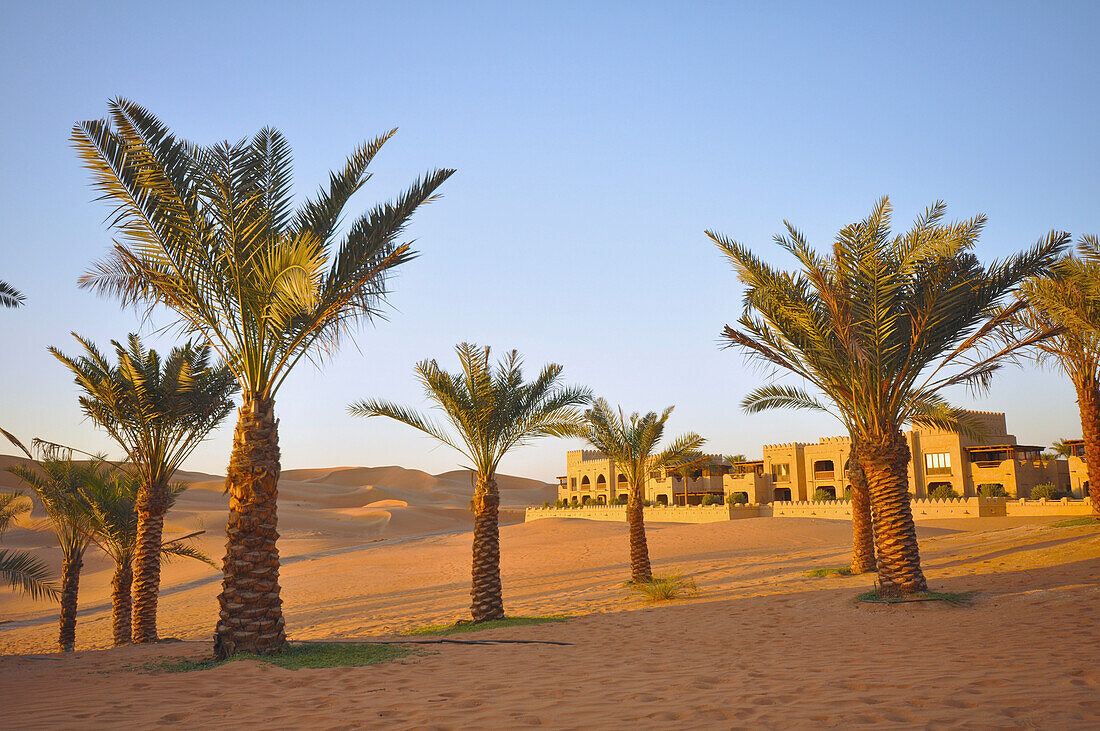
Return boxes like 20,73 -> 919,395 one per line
1062,438 -> 1090,498
558,411 -> 1078,504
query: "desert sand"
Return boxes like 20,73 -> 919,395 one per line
2,456 -> 1099,728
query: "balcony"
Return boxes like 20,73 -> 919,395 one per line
813,470 -> 834,480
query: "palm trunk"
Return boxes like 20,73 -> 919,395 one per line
858,432 -> 927,597
112,560 -> 133,646
214,394 -> 286,659
470,474 -> 504,622
130,479 -> 168,643
627,481 -> 652,583
1076,380 -> 1100,518
58,551 -> 83,652
848,453 -> 876,574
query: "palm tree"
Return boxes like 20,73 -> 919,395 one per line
73,98 -> 454,657
0,491 -> 59,601
710,198 -> 1064,596
81,472 -> 214,645
51,334 -> 236,643
9,452 -> 107,651
577,399 -> 704,583
0,280 -> 24,308
349,343 -> 590,621
1008,237 -> 1100,517
844,445 -> 875,573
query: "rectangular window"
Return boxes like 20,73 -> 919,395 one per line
570,478 -> 576,490
925,452 -> 951,475
772,463 -> 790,482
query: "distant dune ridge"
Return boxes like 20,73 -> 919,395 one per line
0,454 -> 556,546
0,454 -> 555,628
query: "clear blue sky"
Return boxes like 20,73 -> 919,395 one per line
1,2 -> 1097,481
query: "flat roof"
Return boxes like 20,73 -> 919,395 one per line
965,444 -> 1044,452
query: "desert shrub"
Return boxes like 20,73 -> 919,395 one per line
701,494 -> 719,506
726,492 -> 748,505
928,484 -> 959,500
569,497 -> 578,506
978,484 -> 1008,498
626,574 -> 698,603
554,498 -> 568,508
611,496 -> 628,506
542,501 -> 551,508
1030,483 -> 1063,500
843,486 -> 852,500
813,488 -> 836,502
581,496 -> 592,505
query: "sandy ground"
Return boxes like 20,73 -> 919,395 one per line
2,459 -> 1099,728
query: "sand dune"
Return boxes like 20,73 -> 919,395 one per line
2,455 -> 1098,727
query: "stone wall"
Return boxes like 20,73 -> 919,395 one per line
1005,498 -> 1095,516
525,504 -> 766,524
526,497 -> 1094,525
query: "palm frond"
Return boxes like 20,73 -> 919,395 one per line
0,549 -> 60,601
0,280 -> 26,308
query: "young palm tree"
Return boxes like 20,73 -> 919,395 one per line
710,198 -> 1064,596
0,280 -> 24,308
51,334 -> 236,643
9,453 -> 107,651
82,472 -> 214,645
73,99 -> 454,657
349,343 -> 590,622
1008,238 -> 1100,517
577,399 -> 704,583
0,491 -> 59,601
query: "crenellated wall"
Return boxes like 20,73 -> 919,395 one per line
525,504 -> 766,523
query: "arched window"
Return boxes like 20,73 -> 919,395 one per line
581,475 -> 590,488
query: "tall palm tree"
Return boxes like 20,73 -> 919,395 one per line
73,98 -> 454,657
710,198 -> 1064,596
0,280 -> 24,308
51,334 -> 236,643
0,491 -> 59,601
1008,237 -> 1100,517
577,399 -> 704,583
349,343 -> 590,621
9,452 -> 108,651
82,472 -> 214,645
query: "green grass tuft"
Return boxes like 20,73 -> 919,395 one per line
857,589 -> 975,606
625,574 -> 699,603
807,566 -> 854,578
403,615 -> 568,636
1049,516 -> 1099,528
144,642 -> 414,673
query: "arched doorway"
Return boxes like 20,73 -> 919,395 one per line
774,487 -> 792,501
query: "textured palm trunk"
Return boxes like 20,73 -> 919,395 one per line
848,454 -> 876,574
470,475 -> 504,622
627,482 -> 653,583
213,394 -> 286,659
130,479 -> 168,644
58,551 -> 83,652
1076,380 -> 1100,518
858,432 -> 927,597
112,560 -> 133,646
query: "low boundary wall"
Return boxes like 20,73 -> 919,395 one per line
526,498 -> 1094,524
525,504 -> 766,524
